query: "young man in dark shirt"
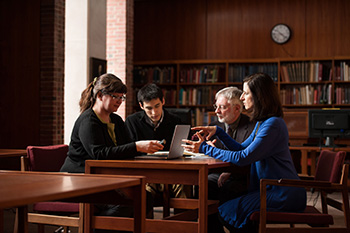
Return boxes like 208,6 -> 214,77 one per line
125,83 -> 182,151
125,83 -> 190,203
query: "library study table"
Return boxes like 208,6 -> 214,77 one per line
85,156 -> 239,233
0,171 -> 146,233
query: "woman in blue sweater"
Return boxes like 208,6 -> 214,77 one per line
183,73 -> 306,232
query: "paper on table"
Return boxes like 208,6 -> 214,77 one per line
183,150 -> 207,157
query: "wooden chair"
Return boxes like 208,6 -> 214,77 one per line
250,150 -> 350,233
19,145 -> 83,233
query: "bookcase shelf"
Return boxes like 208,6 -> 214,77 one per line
280,81 -> 333,85
179,83 -> 226,86
133,57 -> 350,125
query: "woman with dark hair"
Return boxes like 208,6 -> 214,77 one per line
61,73 -> 162,222
183,73 -> 306,232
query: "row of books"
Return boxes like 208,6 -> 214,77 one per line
334,62 -> 350,81
280,84 -> 332,105
132,88 -> 177,106
335,87 -> 350,104
179,87 -> 216,106
228,64 -> 278,82
179,66 -> 225,83
134,61 -> 347,85
162,89 -> 177,105
133,66 -> 175,84
280,61 -> 332,83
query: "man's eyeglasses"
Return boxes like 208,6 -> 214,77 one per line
106,93 -> 126,101
213,104 -> 229,111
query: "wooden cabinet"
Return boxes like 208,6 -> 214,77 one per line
133,57 -> 350,127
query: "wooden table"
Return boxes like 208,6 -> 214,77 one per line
0,149 -> 27,170
0,149 -> 27,229
85,156 -> 235,233
289,146 -> 350,175
0,171 -> 146,233
0,149 -> 26,158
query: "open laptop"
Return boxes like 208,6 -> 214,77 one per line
134,125 -> 190,160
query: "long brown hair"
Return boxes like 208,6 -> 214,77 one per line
243,73 -> 283,121
79,73 -> 127,113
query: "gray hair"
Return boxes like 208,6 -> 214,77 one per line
215,86 -> 243,112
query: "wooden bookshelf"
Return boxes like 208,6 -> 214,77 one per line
133,57 -> 350,127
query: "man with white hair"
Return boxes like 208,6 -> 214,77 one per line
208,86 -> 255,233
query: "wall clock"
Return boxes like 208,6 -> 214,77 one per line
271,24 -> 291,44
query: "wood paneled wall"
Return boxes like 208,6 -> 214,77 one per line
134,0 -> 207,61
306,0 -> 350,57
134,0 -> 350,61
0,1 -> 41,148
0,0 -> 65,149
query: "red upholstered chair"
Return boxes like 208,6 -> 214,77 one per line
250,150 -> 350,233
20,145 -> 83,233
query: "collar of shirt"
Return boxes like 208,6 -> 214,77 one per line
145,110 -> 164,131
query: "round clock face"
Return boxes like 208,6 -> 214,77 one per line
271,24 -> 291,44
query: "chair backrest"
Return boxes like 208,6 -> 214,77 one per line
314,150 -> 346,183
165,108 -> 192,126
26,144 -> 69,172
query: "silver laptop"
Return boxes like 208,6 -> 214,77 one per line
134,125 -> 190,160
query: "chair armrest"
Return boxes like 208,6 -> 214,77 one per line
298,174 -> 315,180
260,178 -> 344,191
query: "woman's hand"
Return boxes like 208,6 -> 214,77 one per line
135,140 -> 164,153
191,126 -> 217,140
181,132 -> 205,153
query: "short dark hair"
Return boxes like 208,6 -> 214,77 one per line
137,83 -> 164,106
243,73 -> 283,121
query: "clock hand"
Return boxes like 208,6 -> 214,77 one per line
277,31 -> 287,39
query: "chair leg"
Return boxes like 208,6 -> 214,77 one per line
53,226 -> 63,233
0,210 -> 3,233
14,207 -> 29,233
13,210 -> 18,233
162,184 -> 170,218
342,188 -> 350,228
320,191 -> 329,214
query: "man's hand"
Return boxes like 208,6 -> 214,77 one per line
218,172 -> 231,187
135,140 -> 164,153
